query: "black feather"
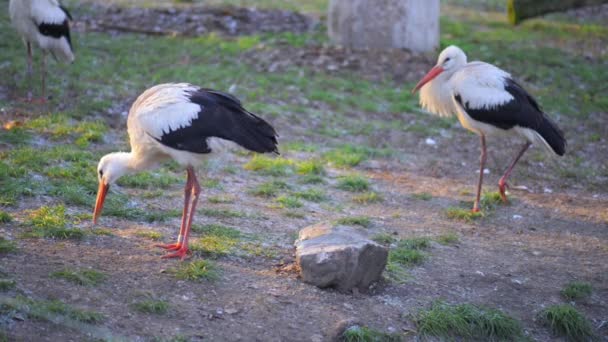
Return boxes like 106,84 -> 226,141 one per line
154,89 -> 279,155
37,20 -> 72,49
455,78 -> 566,155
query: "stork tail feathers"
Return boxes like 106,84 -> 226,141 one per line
537,115 -> 566,156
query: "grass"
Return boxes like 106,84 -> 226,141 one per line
132,299 -> 169,315
207,195 -> 234,204
50,269 -> 106,286
0,211 -> 12,223
190,235 -> 238,257
135,230 -> 163,241
25,205 -> 85,240
0,237 -> 17,254
2,296 -> 106,325
341,325 -> 402,342
539,304 -> 595,342
412,192 -> 433,201
294,188 -> 326,202
336,216 -> 372,228
352,191 -> 383,204
389,238 -> 431,267
372,233 -> 397,245
296,159 -> 325,175
118,171 -> 180,189
249,180 -> 289,198
191,223 -> 242,239
173,260 -> 219,281
201,208 -> 246,218
0,279 -> 16,292
244,155 -> 293,176
446,207 -> 484,222
275,195 -> 303,209
436,232 -> 459,245
337,175 -> 370,192
416,301 -> 524,341
561,282 -> 593,301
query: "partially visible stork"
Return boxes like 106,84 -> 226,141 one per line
9,0 -> 75,102
93,83 -> 279,260
412,45 -> 566,212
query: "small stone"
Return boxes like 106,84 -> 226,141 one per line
512,214 -> 523,220
225,308 -> 239,315
425,137 -> 436,146
295,222 -> 388,292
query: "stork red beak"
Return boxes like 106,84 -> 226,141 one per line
93,182 -> 109,224
412,66 -> 444,93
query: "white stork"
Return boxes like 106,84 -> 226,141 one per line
412,45 -> 566,212
93,83 -> 279,260
9,0 -> 75,101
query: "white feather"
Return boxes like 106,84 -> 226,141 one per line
450,62 -> 513,110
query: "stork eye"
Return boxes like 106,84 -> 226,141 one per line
444,57 -> 451,63
98,170 -> 104,177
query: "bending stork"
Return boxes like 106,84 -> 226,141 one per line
9,0 -> 75,101
413,45 -> 566,212
93,83 -> 279,260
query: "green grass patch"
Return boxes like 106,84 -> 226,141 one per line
201,208 -> 246,218
539,304 -> 595,342
249,180 -> 289,198
389,237 -> 431,266
0,279 -> 16,292
481,191 -> 505,209
190,235 -> 238,257
25,205 -> 85,240
191,223 -> 242,239
323,145 -> 368,168
132,299 -> 169,315
173,260 -> 219,282
412,192 -> 433,201
372,233 -> 397,245
294,188 -> 326,202
207,195 -> 234,204
561,282 -> 593,301
436,232 -> 459,245
118,171 -> 180,189
0,211 -> 12,223
337,216 -> 372,228
275,195 -> 303,209
0,237 -> 17,254
134,230 -> 163,241
299,174 -> 325,184
5,296 -> 106,324
341,325 -> 402,342
295,159 -> 325,175
244,155 -> 293,176
352,191 -> 383,204
337,175 -> 370,192
416,301 -> 524,341
50,268 -> 105,286
446,207 -> 483,222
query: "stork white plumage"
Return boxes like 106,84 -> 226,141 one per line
413,45 -> 566,212
9,0 -> 75,101
93,83 -> 279,260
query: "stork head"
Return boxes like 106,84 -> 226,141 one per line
93,152 -> 133,224
412,45 -> 467,93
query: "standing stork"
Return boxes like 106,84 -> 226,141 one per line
412,45 -> 566,212
9,0 -> 75,101
93,83 -> 279,260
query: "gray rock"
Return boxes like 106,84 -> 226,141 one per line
295,222 -> 388,292
328,0 -> 440,52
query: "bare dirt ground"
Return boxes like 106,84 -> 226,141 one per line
1,3 -> 607,342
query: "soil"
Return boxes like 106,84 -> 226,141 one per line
2,3 -> 608,342
78,5 -> 316,37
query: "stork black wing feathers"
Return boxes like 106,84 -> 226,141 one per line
36,5 -> 73,48
155,90 -> 279,155
455,79 -> 566,156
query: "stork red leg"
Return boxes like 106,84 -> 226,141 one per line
155,169 -> 193,251
498,142 -> 531,203
26,42 -> 33,100
162,167 -> 200,260
473,134 -> 487,212
40,52 -> 47,103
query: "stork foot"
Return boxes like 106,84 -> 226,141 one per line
471,207 -> 481,213
154,242 -> 182,251
498,182 -> 509,203
161,247 -> 190,261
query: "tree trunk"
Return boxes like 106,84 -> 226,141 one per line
328,0 -> 439,53
508,0 -> 608,25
